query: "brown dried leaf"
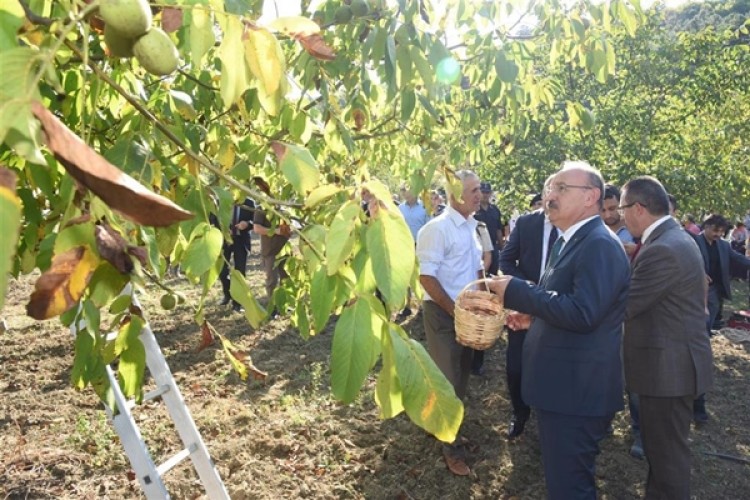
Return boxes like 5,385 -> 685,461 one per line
0,166 -> 17,190
161,8 -> 184,33
197,321 -> 215,352
297,33 -> 336,61
127,246 -> 148,267
31,102 -> 193,227
27,246 -> 98,320
231,351 -> 268,381
95,223 -> 133,274
88,15 -> 105,33
352,108 -> 366,131
252,176 -> 272,196
270,141 -> 287,162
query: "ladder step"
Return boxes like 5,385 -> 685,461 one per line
156,443 -> 198,477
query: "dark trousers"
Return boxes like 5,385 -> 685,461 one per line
422,301 -> 472,401
506,329 -> 530,420
219,235 -> 249,304
640,394 -> 693,500
488,248 -> 499,276
628,391 -> 641,434
706,285 -> 722,333
536,409 -> 613,500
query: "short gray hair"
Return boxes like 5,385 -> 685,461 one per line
454,169 -> 479,183
560,160 -> 604,207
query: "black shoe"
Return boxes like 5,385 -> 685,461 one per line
507,416 -> 527,440
694,413 -> 709,425
232,303 -> 245,313
219,296 -> 231,306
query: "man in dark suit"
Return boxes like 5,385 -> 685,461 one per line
217,197 -> 255,312
498,191 -> 557,440
489,162 -> 630,499
620,176 -> 713,499
690,214 -> 750,422
693,214 -> 750,333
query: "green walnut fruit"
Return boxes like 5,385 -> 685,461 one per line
133,28 -> 179,76
350,0 -> 369,17
100,0 -> 152,39
160,293 -> 177,310
334,5 -> 353,24
104,25 -> 135,58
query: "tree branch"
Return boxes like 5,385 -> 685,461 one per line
18,0 -> 53,26
63,40 -> 302,210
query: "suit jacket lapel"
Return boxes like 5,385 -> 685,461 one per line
540,217 -> 600,285
644,218 -> 678,246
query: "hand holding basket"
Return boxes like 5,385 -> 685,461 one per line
454,278 -> 506,350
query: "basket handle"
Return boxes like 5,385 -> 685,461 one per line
459,277 -> 496,296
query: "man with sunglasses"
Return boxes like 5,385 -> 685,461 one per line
488,161 -> 630,500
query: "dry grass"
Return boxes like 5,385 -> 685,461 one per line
2,260 -> 749,499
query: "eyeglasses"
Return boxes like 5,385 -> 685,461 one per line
617,202 -> 640,216
544,183 -> 594,196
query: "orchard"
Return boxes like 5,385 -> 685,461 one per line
1,0 -> 750,497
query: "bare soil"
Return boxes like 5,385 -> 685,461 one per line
2,259 -> 749,499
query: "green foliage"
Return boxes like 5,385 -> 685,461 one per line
0,0 -> 650,441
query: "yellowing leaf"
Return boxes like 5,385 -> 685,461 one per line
273,142 -> 320,195
219,16 -> 251,109
267,16 -> 320,37
326,200 -> 361,275
0,178 -> 21,310
27,246 -> 99,320
304,184 -> 343,209
189,8 -> 216,63
365,208 -> 415,309
244,26 -> 288,116
388,326 -> 463,442
170,90 -> 197,120
375,328 -> 404,418
217,331 -> 267,381
331,298 -> 384,404
217,141 -> 236,170
229,269 -> 267,328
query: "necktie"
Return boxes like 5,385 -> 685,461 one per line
548,236 -> 564,268
546,226 -> 558,265
630,241 -> 642,262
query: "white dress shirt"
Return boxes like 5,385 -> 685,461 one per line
417,205 -> 483,301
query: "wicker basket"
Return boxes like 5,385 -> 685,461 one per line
454,278 -> 506,350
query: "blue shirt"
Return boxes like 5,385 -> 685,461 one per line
399,201 -> 429,241
616,225 -> 635,244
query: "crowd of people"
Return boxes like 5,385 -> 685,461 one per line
210,196 -> 290,315
210,168 -> 750,498
412,161 -> 750,499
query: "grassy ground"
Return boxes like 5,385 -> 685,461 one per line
2,259 -> 750,499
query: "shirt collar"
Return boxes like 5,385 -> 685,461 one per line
560,215 -> 599,243
642,215 -> 673,243
447,205 -> 476,227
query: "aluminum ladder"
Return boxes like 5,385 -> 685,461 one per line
71,288 -> 230,499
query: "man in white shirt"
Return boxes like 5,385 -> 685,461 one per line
417,170 -> 483,476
